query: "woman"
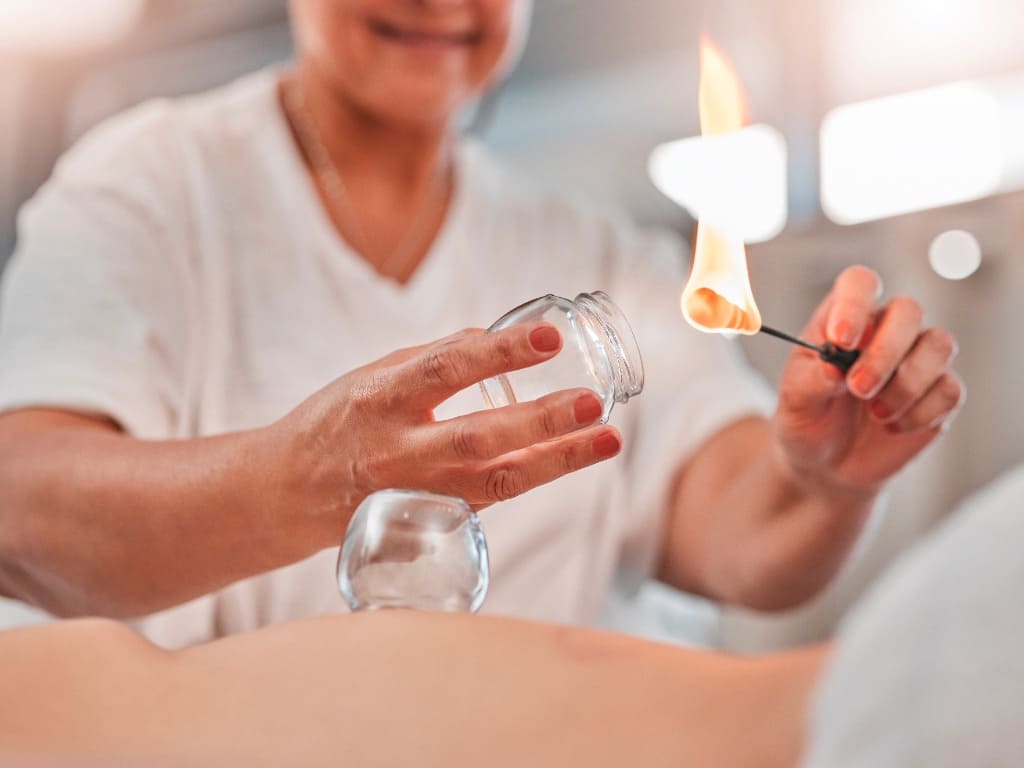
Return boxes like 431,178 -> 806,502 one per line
0,0 -> 963,647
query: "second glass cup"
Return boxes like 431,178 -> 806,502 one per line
337,489 -> 489,614
481,291 -> 644,423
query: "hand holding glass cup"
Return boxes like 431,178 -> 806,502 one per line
337,291 -> 643,614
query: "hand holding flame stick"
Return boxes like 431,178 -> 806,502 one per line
680,41 -> 964,494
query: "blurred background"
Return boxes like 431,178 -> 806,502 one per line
1,0 -> 1022,647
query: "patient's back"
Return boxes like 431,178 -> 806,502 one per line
803,465 -> 1024,768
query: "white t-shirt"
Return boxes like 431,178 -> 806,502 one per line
0,70 -> 772,648
803,464 -> 1024,767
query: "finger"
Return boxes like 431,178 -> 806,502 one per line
846,296 -> 924,400
371,329 -> 484,369
889,372 -> 965,434
785,270 -> 878,402
454,426 -> 622,507
397,322 -> 563,411
417,388 -> 604,463
869,328 -> 958,423
779,296 -> 856,412
399,328 -> 486,361
825,266 -> 883,349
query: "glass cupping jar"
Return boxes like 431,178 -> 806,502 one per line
337,489 -> 489,614
481,291 -> 644,423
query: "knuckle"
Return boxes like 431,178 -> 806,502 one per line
535,402 -> 560,438
492,333 -> 519,369
350,374 -> 387,411
843,265 -> 882,294
559,445 -> 582,475
484,465 -> 527,502
451,424 -> 486,460
374,373 -> 404,413
941,374 -> 964,406
349,454 -> 377,494
444,327 -> 484,344
883,369 -> 915,404
890,295 -> 923,322
421,348 -> 465,389
894,414 -> 922,433
925,328 -> 958,361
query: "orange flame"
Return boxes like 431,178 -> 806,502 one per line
681,37 -> 762,335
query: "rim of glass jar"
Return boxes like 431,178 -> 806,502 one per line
573,291 -> 645,403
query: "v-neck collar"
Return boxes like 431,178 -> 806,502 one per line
266,73 -> 471,310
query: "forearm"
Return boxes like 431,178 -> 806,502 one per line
661,417 -> 876,611
0,411 -> 337,618
0,613 -> 828,768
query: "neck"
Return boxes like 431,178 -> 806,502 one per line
281,60 -> 458,284
292,60 -> 455,192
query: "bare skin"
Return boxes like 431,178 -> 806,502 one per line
0,0 -> 964,619
0,613 -> 827,767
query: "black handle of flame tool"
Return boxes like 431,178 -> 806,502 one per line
760,326 -> 861,373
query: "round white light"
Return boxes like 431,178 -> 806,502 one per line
928,230 -> 982,280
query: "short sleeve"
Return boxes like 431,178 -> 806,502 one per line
801,466 -> 1024,768
0,104 -> 193,439
604,223 -> 775,588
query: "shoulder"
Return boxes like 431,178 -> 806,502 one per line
838,465 -> 1024,656
53,69 -> 279,187
805,464 -> 1024,766
850,464 -> 1024,625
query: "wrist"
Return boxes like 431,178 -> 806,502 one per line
768,432 -> 879,512
243,423 -> 344,562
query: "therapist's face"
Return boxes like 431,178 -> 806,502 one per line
291,0 -> 526,126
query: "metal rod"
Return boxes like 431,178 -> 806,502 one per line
759,325 -> 823,354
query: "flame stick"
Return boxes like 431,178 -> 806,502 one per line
759,325 -> 861,373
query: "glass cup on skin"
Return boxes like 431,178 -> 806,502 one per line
337,489 -> 489,614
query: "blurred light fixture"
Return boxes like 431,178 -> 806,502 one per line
821,83 -> 1004,225
0,0 -> 145,56
827,0 -> 1015,104
648,124 -> 788,243
928,229 -> 982,281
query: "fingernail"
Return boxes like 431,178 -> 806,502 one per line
593,432 -> 621,458
850,369 -> 878,398
574,394 -> 603,425
832,320 -> 857,348
529,325 -> 561,353
870,400 -> 891,421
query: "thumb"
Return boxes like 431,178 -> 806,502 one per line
776,296 -> 847,418
778,345 -> 847,419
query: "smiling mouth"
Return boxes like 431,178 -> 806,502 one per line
369,18 -> 482,48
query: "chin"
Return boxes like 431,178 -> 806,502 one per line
364,81 -> 473,127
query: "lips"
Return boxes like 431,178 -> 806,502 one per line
369,18 -> 482,47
